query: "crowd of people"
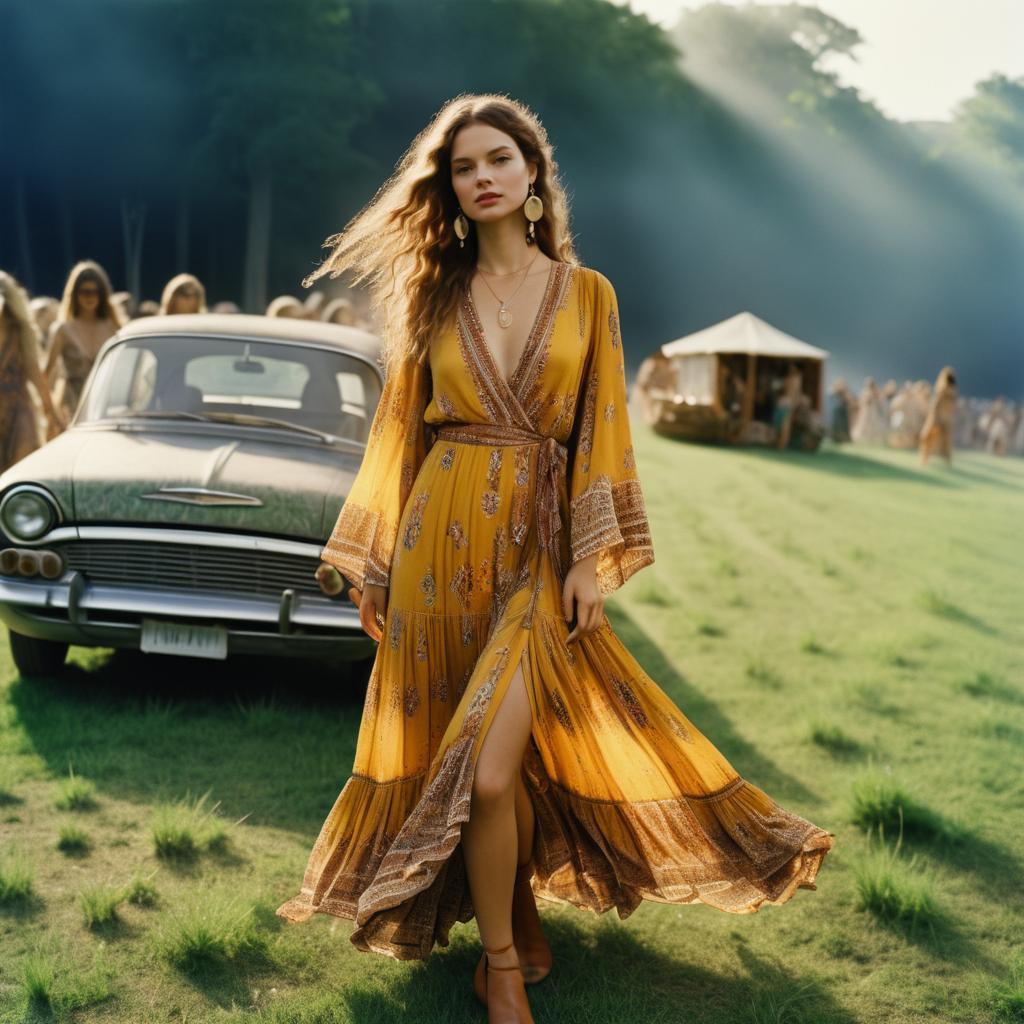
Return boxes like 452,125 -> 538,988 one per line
829,371 -> 1022,466
0,260 -> 374,475
3,259 -> 1021,477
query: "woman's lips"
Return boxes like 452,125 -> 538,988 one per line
476,194 -> 500,204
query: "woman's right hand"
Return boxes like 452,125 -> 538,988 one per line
355,582 -> 388,642
314,563 -> 388,642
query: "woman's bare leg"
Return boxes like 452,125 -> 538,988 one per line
463,654 -> 534,969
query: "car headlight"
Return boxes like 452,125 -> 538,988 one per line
0,487 -> 59,541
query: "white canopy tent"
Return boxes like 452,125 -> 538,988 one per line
660,311 -> 829,360
649,312 -> 830,443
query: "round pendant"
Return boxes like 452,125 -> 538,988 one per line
498,306 -> 512,329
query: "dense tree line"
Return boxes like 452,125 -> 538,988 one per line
1,0 -> 1020,394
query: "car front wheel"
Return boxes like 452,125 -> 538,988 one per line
9,631 -> 70,678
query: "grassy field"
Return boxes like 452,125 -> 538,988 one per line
1,428 -> 1022,1024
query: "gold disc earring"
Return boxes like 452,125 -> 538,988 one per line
454,210 -> 469,249
523,183 -> 543,243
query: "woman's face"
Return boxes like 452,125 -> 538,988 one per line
171,286 -> 201,314
75,278 -> 101,316
450,123 -> 535,226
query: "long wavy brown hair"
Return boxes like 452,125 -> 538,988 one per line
302,93 -> 580,369
58,260 -> 124,326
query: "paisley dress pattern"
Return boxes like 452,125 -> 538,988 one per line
276,262 -> 835,959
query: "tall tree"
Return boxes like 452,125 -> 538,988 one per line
183,0 -> 378,311
953,74 -> 1024,184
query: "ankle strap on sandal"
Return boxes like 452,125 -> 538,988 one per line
484,940 -> 515,956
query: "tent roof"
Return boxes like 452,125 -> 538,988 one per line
660,312 -> 829,360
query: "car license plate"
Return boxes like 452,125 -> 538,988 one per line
140,618 -> 228,660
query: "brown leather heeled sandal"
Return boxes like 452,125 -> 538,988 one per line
511,861 -> 552,984
473,940 -> 535,1024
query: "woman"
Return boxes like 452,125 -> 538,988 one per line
919,366 -> 957,467
1,272 -> 68,472
850,376 -> 888,444
29,295 -> 60,346
159,273 -> 207,315
829,377 -> 852,443
275,95 -> 834,1023
45,260 -> 124,420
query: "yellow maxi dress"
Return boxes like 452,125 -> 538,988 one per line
276,261 -> 835,959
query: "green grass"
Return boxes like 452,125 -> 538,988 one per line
79,882 -> 126,929
957,670 -> 1021,702
695,616 -> 725,637
989,956 -> 1024,1022
55,764 -> 99,811
151,790 -> 233,861
124,871 -> 160,907
0,433 -> 1021,1023
852,820 -> 941,932
155,892 -> 269,973
808,720 -> 862,756
0,846 -> 34,904
848,766 -> 968,844
20,947 -> 114,1017
744,657 -> 784,690
56,822 -> 92,855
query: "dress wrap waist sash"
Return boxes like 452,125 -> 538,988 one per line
434,422 -> 569,584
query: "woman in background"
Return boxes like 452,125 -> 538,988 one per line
159,273 -> 207,315
851,376 -> 888,444
828,378 -> 852,443
29,296 -> 60,347
919,365 -> 957,467
46,260 -> 124,420
1,272 -> 68,471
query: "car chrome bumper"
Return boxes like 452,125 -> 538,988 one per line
0,570 -> 374,661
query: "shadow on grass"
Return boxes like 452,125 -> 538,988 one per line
736,445 -> 959,487
945,462 -> 1024,491
916,589 -> 999,637
0,890 -> 46,920
854,893 -> 1005,973
169,938 -> 279,1011
9,648 -> 370,836
907,829 -> 1024,907
606,606 -> 822,806
330,914 -> 859,1024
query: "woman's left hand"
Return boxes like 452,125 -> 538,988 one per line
563,553 -> 602,645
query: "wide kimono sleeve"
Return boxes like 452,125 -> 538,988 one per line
567,270 -> 655,595
320,354 -> 432,590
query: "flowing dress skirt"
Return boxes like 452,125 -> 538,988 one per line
275,430 -> 836,959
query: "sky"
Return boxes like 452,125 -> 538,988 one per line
612,0 -> 1024,122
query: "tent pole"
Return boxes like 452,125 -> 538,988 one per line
741,354 -> 756,426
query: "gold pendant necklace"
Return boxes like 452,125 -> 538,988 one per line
476,249 -> 541,329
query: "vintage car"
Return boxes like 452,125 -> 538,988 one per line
0,313 -> 383,677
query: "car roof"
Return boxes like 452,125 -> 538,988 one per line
114,313 -> 382,361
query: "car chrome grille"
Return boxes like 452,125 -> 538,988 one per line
59,540 -> 322,598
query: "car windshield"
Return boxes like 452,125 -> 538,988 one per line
77,335 -> 382,445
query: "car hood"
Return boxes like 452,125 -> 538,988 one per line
0,426 -> 363,542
